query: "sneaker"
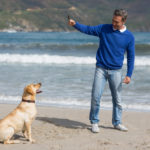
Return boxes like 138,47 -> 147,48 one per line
114,124 -> 128,132
91,123 -> 100,133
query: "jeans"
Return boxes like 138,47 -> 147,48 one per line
89,66 -> 122,126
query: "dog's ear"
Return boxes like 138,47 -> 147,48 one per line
26,86 -> 35,95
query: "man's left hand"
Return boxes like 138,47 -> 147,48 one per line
123,76 -> 131,84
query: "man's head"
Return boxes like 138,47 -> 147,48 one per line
112,9 -> 128,30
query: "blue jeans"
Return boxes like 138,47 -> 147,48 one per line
89,66 -> 122,126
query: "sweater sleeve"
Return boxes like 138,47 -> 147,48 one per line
126,36 -> 135,78
74,22 -> 103,37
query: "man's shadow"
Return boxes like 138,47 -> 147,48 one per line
36,117 -> 114,131
100,125 -> 114,130
36,117 -> 90,129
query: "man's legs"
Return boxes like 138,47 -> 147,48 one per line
89,67 -> 107,124
108,69 -> 123,126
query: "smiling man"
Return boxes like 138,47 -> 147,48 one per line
68,9 -> 135,133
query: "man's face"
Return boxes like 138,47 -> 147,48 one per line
112,15 -> 125,30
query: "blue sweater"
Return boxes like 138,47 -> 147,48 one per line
74,22 -> 135,77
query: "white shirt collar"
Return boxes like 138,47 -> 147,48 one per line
113,25 -> 127,33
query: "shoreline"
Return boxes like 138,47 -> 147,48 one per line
0,101 -> 150,113
0,103 -> 150,150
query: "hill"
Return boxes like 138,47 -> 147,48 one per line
0,0 -> 150,32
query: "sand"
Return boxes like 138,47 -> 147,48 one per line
0,104 -> 150,150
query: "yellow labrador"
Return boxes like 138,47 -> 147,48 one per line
0,83 -> 42,144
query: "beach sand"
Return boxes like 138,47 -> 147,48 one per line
0,104 -> 150,150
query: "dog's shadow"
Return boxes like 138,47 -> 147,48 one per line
36,117 -> 90,129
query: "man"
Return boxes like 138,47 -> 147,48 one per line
68,9 -> 135,133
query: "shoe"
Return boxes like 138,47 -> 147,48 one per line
91,123 -> 100,133
114,124 -> 128,132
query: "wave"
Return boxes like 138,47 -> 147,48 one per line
0,53 -> 150,66
0,43 -> 98,51
134,56 -> 150,66
0,53 -> 95,64
0,43 -> 150,51
0,95 -> 150,112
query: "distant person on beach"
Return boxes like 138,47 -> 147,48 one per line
68,9 -> 135,133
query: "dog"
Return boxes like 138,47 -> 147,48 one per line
0,83 -> 42,144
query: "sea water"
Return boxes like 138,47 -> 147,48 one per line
0,31 -> 150,111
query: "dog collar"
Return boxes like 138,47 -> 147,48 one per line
22,99 -> 35,103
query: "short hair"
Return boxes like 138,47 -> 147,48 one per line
113,9 -> 128,21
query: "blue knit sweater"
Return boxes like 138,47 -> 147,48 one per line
74,22 -> 135,77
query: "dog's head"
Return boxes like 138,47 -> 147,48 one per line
22,83 -> 42,101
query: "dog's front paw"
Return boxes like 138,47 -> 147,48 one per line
23,131 -> 28,139
30,139 -> 36,143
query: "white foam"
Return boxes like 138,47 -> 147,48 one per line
133,56 -> 150,66
0,95 -> 150,112
0,53 -> 95,65
0,54 -> 149,66
123,56 -> 150,66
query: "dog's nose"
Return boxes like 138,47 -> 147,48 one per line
39,83 -> 42,86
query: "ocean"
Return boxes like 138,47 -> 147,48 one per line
0,31 -> 150,112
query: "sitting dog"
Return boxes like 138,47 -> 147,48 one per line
0,83 -> 42,144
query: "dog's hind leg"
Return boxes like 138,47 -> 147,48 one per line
3,127 -> 20,144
